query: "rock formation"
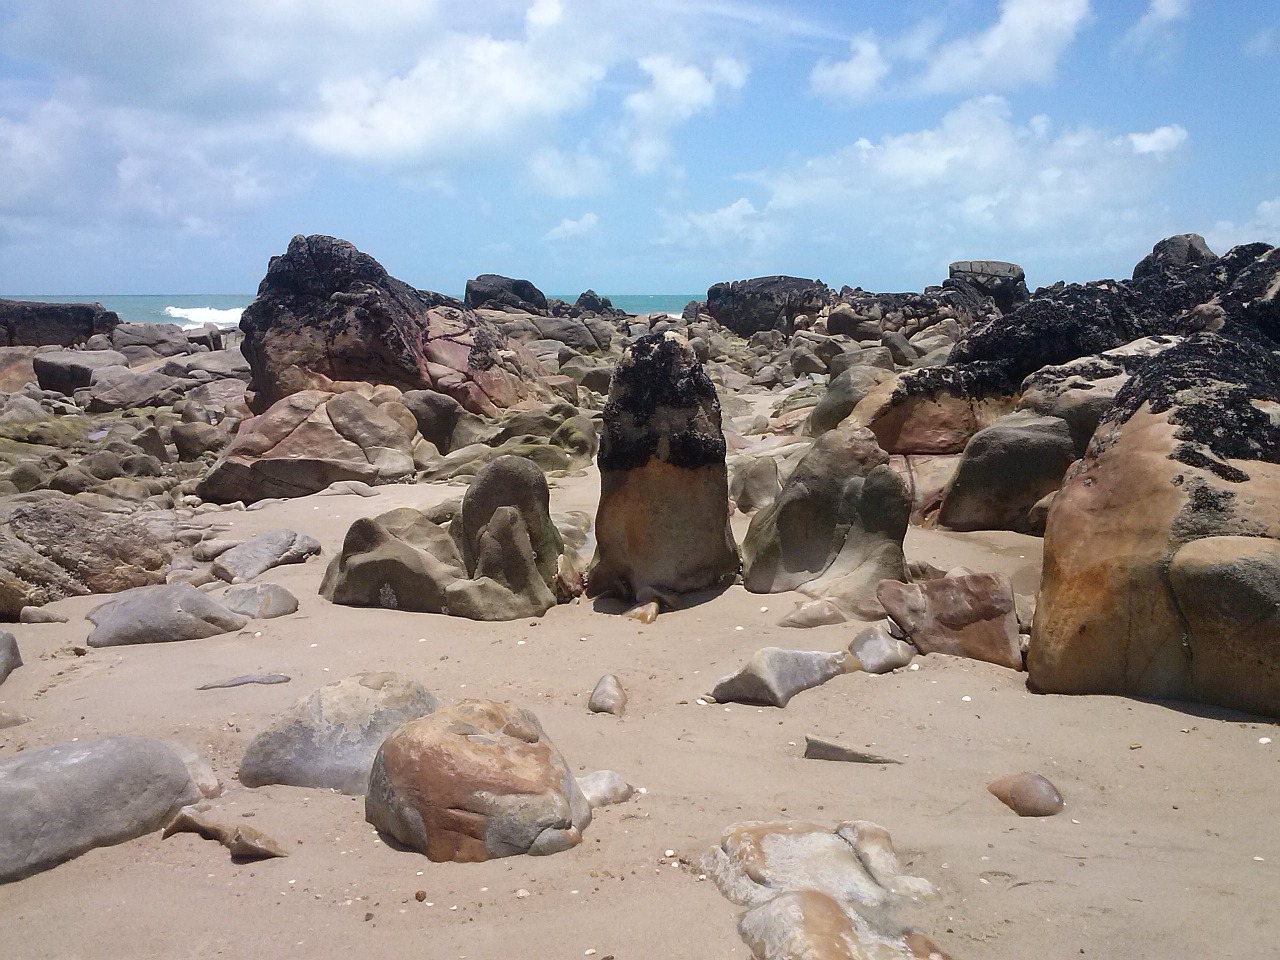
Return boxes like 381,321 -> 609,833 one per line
0,299 -> 119,347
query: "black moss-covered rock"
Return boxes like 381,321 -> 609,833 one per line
464,274 -> 549,314
0,300 -> 119,348
705,276 -> 831,337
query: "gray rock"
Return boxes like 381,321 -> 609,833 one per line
0,631 -> 21,686
803,736 -> 900,764
86,583 -> 249,647
220,583 -> 299,619
212,529 -> 321,583
807,366 -> 893,436
19,607 -> 69,624
576,770 -> 637,808
711,647 -> 852,708
32,350 -> 130,394
0,737 -> 204,883
847,621 -> 915,673
587,674 -> 627,716
239,672 -> 439,795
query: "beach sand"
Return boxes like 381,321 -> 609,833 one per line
2,467 -> 1277,959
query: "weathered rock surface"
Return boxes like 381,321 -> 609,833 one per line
711,648 -> 851,708
948,259 -> 1029,314
742,425 -> 909,622
365,699 -> 592,862
239,673 -> 440,795
0,299 -> 119,348
211,529 -> 321,583
588,333 -> 739,604
706,277 -> 831,337
847,621 -> 915,674
86,584 -> 249,647
32,350 -> 130,394
877,573 -> 1022,670
464,274 -> 548,314
1030,332 -> 1280,717
219,583 -> 300,619
238,235 -> 541,415
0,737 -> 204,883
163,805 -> 287,860
197,389 -> 416,503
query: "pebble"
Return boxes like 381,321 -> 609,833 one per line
415,890 -> 426,902
516,888 -> 531,899
1260,737 -> 1272,745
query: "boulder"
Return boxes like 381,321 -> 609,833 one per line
171,421 -> 229,461
85,367 -> 190,412
711,648 -> 851,708
219,583 -> 300,619
1030,333 -> 1280,718
587,333 -> 739,605
239,672 -> 439,795
575,770 -> 636,808
464,274 -> 548,314
948,259 -> 1029,314
847,621 -> 915,673
877,573 -> 1022,670
86,583 -> 249,647
196,389 -> 416,503
0,631 -> 20,685
741,425 -> 909,621
1132,233 -> 1215,281
211,529 -> 321,583
937,411 -> 1078,532
807,366 -> 893,436
110,322 -> 193,363
365,699 -> 592,862
0,299 -> 119,348
705,276 -> 831,337
987,773 -> 1065,817
0,737 -> 204,883
0,346 -> 38,392
32,350 -> 130,394
239,235 -> 541,415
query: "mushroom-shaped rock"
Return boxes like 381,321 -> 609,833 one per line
587,332 -> 739,604
365,699 -> 592,862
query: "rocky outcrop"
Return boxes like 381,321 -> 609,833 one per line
238,235 -> 542,415
0,299 -> 119,348
742,425 -> 909,623
706,276 -> 831,337
587,333 -> 739,604
464,274 -> 549,314
1030,332 -> 1280,718
196,388 -> 417,503
365,699 -> 592,862
948,259 -> 1029,314
239,673 -> 439,795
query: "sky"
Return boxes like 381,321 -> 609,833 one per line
1,0 -> 1278,297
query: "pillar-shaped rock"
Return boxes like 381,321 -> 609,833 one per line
587,332 -> 739,604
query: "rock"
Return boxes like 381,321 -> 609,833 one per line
738,890 -> 947,960
0,709 -> 29,729
807,366 -> 893,436
86,584 -> 249,647
0,737 -> 203,883
0,299 -> 119,347
161,351 -> 250,380
1132,233 -> 1216,281
458,455 -> 563,595
876,574 -> 1022,670
803,737 -> 900,765
587,333 -> 739,605
937,411 -> 1078,532
163,805 -> 287,859
464,274 -> 548,314
239,672 -> 439,795
711,648 -> 852,708
575,770 -> 636,808
742,425 -> 909,621
110,322 -> 193,363
197,389 -> 416,504
847,621 -> 915,673
240,235 -> 540,415
19,606 -> 68,623
316,479 -> 377,497
948,259 -> 1029,314
220,583 -> 300,619
987,773 -> 1065,817
32,350 -> 130,394
587,675 -> 627,716
1030,332 -> 1280,717
171,422 -> 229,461
705,276 -> 831,337
0,631 -> 21,685
729,455 -> 782,514
365,699 -> 592,862
85,367 -> 191,412
197,673 -> 291,690
211,529 -> 321,583
0,346 -> 37,392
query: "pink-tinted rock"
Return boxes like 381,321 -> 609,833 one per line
876,573 -> 1022,670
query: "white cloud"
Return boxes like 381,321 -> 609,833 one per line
1244,28 -> 1276,57
915,0 -> 1091,94
622,56 -> 748,173
546,211 -> 599,241
1120,0 -> 1191,58
1127,124 -> 1187,155
810,34 -> 890,104
527,147 -> 611,198
1207,197 -> 1280,252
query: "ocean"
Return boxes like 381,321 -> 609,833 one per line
1,293 -> 700,331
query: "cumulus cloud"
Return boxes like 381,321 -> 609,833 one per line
915,0 -> 1091,94
1127,124 -> 1188,155
546,211 -> 599,241
622,56 -> 748,174
809,34 -> 890,104
1118,0 -> 1190,59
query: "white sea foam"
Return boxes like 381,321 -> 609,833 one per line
163,305 -> 243,330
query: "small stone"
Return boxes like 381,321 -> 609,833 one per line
987,772 -> 1065,817
415,890 -> 427,902
516,888 -> 531,899
803,736 -> 901,765
588,674 -> 627,716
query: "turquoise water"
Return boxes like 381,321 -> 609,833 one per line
2,293 -> 699,328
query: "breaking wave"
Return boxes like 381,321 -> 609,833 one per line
163,305 -> 243,330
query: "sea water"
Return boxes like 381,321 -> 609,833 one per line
2,292 -> 700,330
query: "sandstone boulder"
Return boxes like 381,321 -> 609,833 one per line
86,583 -> 249,647
877,573 -> 1022,670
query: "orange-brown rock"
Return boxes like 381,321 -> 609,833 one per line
877,573 -> 1022,670
849,376 -> 1014,455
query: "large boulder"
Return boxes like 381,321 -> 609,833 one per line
464,274 -> 549,314
365,699 -> 592,862
196,388 -> 416,503
110,322 -> 193,364
85,367 -> 191,412
1030,332 -> 1280,717
1132,233 -> 1216,281
238,235 -> 542,415
587,333 -> 739,605
0,299 -> 119,348
806,366 -> 893,436
741,425 -> 909,622
86,584 -> 249,647
948,260 -> 1029,314
239,673 -> 439,795
705,276 -> 831,337
32,350 -> 130,394
0,737 -> 204,883
877,573 -> 1023,670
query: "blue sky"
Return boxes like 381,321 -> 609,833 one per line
1,0 -> 1277,296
